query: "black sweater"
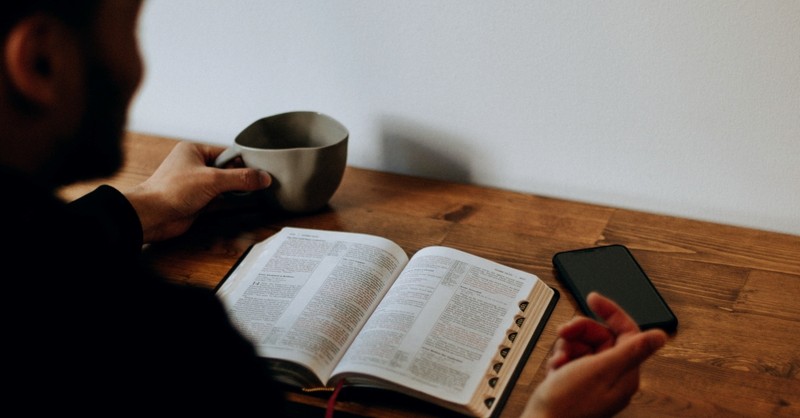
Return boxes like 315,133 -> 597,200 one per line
2,168 -> 285,415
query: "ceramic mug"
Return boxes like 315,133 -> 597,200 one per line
214,111 -> 348,213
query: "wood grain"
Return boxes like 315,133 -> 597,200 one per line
59,132 -> 800,417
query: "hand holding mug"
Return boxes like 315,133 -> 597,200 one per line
215,111 -> 349,213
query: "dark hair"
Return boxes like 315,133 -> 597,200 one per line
1,1 -> 101,37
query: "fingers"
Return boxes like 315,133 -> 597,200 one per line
550,292 -> 668,373
593,328 -> 667,377
549,317 -> 614,370
213,167 -> 272,194
548,338 -> 593,371
586,291 -> 641,336
186,143 -> 272,193
558,316 -> 614,343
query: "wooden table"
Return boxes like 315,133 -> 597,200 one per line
60,132 -> 800,417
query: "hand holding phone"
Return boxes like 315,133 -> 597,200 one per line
552,245 -> 677,333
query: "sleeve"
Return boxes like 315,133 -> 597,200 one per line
66,184 -> 144,259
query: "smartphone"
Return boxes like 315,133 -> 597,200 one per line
552,244 -> 677,333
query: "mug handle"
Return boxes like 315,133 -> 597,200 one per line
214,146 -> 241,168
214,146 -> 256,197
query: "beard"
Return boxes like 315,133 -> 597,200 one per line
51,59 -> 130,186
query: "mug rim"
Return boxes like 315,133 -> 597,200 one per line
234,110 -> 348,152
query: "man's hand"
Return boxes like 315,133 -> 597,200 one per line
523,292 -> 667,418
124,141 -> 272,243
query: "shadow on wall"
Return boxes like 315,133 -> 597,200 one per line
379,116 -> 473,185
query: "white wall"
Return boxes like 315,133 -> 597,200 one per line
129,1 -> 800,236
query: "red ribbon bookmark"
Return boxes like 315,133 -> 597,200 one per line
325,380 -> 346,418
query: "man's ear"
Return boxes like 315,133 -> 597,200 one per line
3,15 -> 82,108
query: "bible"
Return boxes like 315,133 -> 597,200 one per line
216,227 -> 559,417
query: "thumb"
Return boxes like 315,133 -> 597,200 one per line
212,167 -> 272,194
595,329 -> 667,377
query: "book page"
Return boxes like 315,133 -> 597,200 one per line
217,227 -> 408,385
331,246 -> 540,405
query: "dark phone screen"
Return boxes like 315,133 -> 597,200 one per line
553,245 -> 677,332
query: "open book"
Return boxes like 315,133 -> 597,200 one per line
216,227 -> 558,418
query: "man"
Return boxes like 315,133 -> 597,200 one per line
0,1 -> 665,416
1,1 -> 278,414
